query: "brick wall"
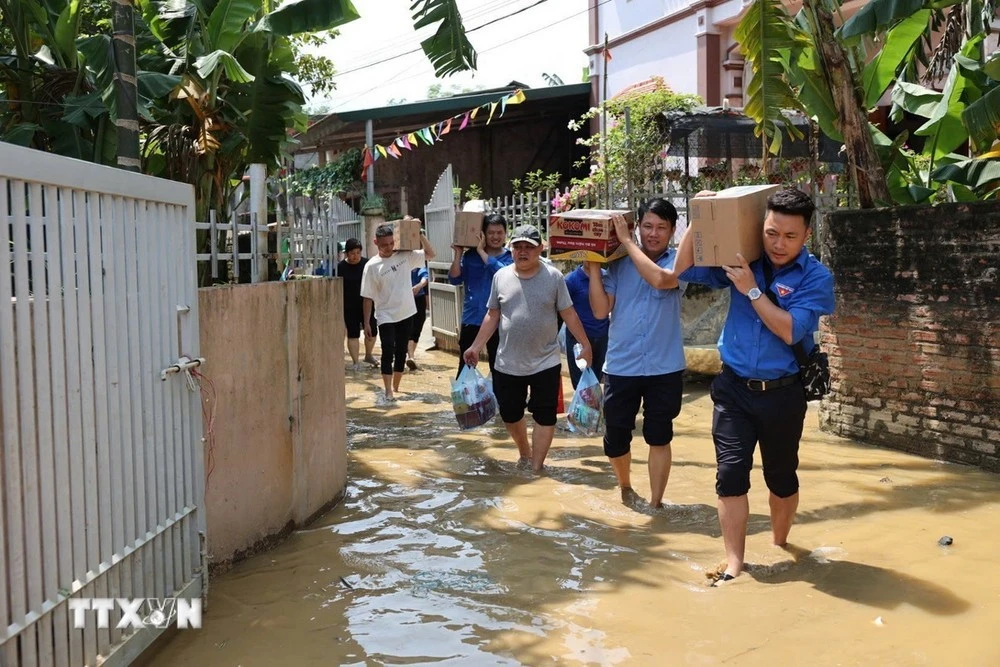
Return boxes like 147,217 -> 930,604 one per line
819,201 -> 1000,471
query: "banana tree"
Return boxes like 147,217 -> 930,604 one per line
736,0 -> 1000,205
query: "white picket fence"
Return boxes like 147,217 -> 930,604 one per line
0,143 -> 205,666
194,193 -> 361,282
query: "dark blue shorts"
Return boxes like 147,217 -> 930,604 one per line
602,371 -> 684,458
710,366 -> 807,498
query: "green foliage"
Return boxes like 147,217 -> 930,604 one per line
464,183 -> 482,200
360,192 -> 386,212
511,170 -> 560,195
739,0 -> 1000,203
411,0 -> 477,78
734,0 -> 807,155
286,148 -> 363,197
568,78 -> 701,200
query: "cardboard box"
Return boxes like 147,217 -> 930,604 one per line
548,209 -> 634,263
688,184 -> 781,266
393,217 -> 422,251
454,211 -> 483,247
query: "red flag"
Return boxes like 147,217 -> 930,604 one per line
604,48 -> 612,62
360,148 -> 373,182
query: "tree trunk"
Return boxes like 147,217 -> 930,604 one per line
804,0 -> 891,208
112,0 -> 140,171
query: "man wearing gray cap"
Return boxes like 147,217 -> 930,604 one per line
463,224 -> 593,472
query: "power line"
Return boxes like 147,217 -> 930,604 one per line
330,0 -> 609,111
330,0 -> 552,80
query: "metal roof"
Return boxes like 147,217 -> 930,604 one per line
328,83 -> 590,122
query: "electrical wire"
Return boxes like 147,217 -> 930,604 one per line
330,0 -> 608,111
190,367 -> 218,493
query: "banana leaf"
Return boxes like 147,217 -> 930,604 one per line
961,85 -> 1000,152
259,0 -> 360,36
861,9 -> 931,108
734,0 -> 807,155
411,0 -> 477,78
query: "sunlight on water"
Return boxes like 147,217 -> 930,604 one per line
142,346 -> 1000,666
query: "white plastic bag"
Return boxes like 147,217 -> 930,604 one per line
566,367 -> 604,436
451,365 -> 497,430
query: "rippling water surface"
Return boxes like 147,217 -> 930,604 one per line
144,347 -> 1000,666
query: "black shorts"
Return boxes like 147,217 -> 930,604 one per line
492,364 -> 562,426
603,371 -> 684,458
345,304 -> 377,340
710,366 -> 807,498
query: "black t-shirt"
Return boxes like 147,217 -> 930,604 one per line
338,257 -> 368,308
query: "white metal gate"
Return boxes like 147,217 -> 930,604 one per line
0,143 -> 205,666
424,165 -> 462,341
424,164 -> 455,272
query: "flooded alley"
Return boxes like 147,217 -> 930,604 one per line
144,346 -> 1000,666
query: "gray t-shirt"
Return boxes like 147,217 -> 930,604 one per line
487,262 -> 572,376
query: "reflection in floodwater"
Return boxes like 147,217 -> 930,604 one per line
143,347 -> 1000,666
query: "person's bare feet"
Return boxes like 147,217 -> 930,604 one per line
621,487 -> 642,505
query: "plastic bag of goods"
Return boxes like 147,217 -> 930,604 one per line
451,364 -> 498,430
566,367 -> 604,436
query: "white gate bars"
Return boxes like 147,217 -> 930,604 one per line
0,143 -> 205,666
424,164 -> 455,272
276,194 -> 361,276
424,165 -> 462,341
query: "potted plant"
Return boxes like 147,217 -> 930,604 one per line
360,193 -> 385,216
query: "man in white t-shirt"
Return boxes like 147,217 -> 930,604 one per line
361,222 -> 436,405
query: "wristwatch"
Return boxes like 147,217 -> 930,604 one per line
747,287 -> 763,301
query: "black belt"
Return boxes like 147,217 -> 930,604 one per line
722,364 -> 800,392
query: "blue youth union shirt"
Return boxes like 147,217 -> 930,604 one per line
680,249 -> 835,380
411,266 -> 428,296
602,248 -> 686,377
565,265 -> 609,340
449,248 -> 513,325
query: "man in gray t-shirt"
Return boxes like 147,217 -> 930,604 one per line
463,225 -> 593,472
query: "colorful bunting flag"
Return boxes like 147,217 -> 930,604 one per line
357,89 -> 525,177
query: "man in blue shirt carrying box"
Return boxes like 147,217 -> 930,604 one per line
587,198 -> 689,509
679,187 -> 835,586
449,212 -> 514,378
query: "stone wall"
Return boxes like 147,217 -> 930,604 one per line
819,201 -> 1000,471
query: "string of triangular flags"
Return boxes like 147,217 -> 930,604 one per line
360,89 -> 527,179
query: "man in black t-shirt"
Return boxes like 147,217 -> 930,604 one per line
337,238 -> 378,368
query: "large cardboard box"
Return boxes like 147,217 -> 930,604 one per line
689,184 -> 781,266
393,217 -> 422,251
548,209 -> 634,263
454,211 -> 483,247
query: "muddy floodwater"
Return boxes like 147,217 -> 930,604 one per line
145,345 -> 1000,666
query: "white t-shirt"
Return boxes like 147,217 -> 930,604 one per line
360,250 -> 426,325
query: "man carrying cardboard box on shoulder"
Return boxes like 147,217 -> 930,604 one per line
449,212 -> 513,378
586,198 -> 690,509
361,222 -> 436,406
677,187 -> 835,586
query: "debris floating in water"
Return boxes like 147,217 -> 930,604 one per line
874,616 -> 885,626
938,536 -> 953,546
340,576 -> 355,589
